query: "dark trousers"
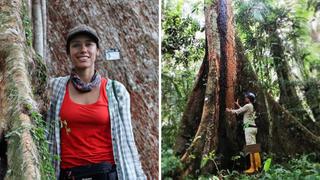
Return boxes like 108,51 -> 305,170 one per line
59,162 -> 118,180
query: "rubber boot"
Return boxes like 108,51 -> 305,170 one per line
244,154 -> 255,174
253,152 -> 261,171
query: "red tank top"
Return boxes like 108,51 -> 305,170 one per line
60,78 -> 115,169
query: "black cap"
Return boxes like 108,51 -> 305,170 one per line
66,24 -> 100,54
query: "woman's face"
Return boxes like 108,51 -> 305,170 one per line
69,35 -> 99,70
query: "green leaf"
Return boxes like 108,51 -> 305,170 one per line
189,154 -> 196,159
263,158 -> 272,172
231,155 -> 241,161
200,157 -> 209,168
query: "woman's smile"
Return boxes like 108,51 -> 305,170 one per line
77,55 -> 90,61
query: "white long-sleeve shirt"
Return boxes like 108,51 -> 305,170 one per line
231,103 -> 256,126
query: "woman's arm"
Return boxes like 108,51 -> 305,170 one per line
226,104 -> 250,115
115,82 -> 147,179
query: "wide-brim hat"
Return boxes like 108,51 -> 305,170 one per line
66,24 -> 100,54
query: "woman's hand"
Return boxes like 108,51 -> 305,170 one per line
235,99 -> 240,108
226,108 -> 232,112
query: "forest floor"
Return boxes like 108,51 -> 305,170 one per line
162,152 -> 320,179
199,154 -> 320,180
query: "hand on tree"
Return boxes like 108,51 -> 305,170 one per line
235,99 -> 240,108
226,108 -> 232,112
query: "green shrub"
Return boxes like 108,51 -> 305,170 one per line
161,149 -> 183,178
27,105 -> 55,180
223,154 -> 320,180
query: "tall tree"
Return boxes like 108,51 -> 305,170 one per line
174,0 -> 238,176
0,0 -> 42,179
173,0 -> 320,178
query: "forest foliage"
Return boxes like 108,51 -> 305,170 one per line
162,0 -> 320,178
234,0 -> 320,98
162,0 -> 205,150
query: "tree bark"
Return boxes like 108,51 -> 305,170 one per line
270,33 -> 303,116
32,0 -> 44,57
174,0 -> 234,177
305,79 -> 320,121
0,0 -> 42,179
270,32 -> 320,136
41,0 -> 47,59
173,57 -> 208,156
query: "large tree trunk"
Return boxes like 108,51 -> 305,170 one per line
235,37 -> 320,157
270,31 -> 320,136
173,0 -> 320,178
270,33 -> 307,118
304,79 -> 320,121
1,0 -> 158,179
174,0 -> 235,177
173,57 -> 208,157
0,0 -> 42,179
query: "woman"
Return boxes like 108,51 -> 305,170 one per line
46,24 -> 146,180
226,92 -> 261,174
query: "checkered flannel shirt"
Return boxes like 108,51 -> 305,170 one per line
46,76 -> 146,180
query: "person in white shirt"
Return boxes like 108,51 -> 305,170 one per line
226,92 -> 261,174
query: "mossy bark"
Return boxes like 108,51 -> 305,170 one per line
0,0 -> 43,179
173,57 -> 208,157
304,79 -> 320,121
270,31 -> 320,136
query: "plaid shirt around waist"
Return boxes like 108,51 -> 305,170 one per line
46,76 -> 146,180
